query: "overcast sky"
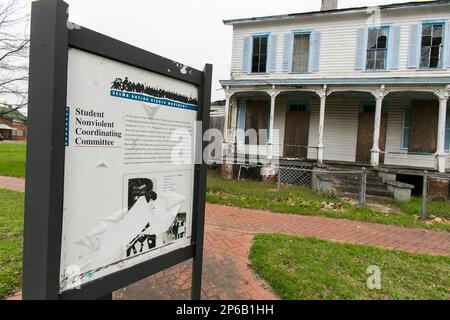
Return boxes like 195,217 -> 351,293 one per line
26,0 -> 431,101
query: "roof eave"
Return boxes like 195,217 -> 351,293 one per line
223,1 -> 448,26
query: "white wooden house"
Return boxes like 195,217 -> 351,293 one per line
220,0 -> 450,176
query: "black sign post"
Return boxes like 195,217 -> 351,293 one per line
23,0 -> 211,300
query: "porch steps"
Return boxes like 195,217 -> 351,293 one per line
324,165 -> 393,198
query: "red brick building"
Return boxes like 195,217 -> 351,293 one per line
0,107 -> 27,141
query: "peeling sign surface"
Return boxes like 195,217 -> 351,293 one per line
60,48 -> 198,292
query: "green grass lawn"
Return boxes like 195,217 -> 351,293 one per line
250,234 -> 450,300
0,188 -> 24,297
0,143 -> 26,177
207,174 -> 450,232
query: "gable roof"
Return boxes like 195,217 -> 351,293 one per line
0,107 -> 27,121
223,0 -> 450,25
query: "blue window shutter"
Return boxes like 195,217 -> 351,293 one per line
445,22 -> 450,69
408,24 -> 421,69
309,31 -> 321,72
282,33 -> 293,73
267,34 -> 277,73
355,28 -> 366,70
388,26 -> 401,70
242,37 -> 252,73
237,103 -> 246,143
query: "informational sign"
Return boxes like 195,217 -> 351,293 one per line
59,49 -> 198,291
23,0 -> 211,300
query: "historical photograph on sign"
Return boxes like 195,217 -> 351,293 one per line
126,177 -> 187,259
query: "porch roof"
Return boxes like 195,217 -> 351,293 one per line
220,77 -> 450,88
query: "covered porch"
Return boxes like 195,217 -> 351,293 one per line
221,82 -> 450,173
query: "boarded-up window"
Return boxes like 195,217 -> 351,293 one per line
292,33 -> 310,73
409,100 -> 439,153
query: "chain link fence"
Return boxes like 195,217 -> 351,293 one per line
413,171 -> 450,221
208,161 -> 367,206
207,161 -> 450,221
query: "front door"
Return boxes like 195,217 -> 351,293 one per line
245,100 -> 269,145
283,111 -> 310,158
356,110 -> 387,164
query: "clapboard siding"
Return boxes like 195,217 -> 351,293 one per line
307,98 -> 360,162
238,95 -> 450,170
230,7 -> 450,79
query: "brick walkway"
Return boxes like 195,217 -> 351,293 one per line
2,177 -> 449,300
114,227 -> 277,300
115,204 -> 449,300
0,176 -> 25,192
205,204 -> 450,257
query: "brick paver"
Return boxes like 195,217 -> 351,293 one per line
0,176 -> 25,192
2,177 -> 449,300
114,227 -> 277,300
205,204 -> 450,257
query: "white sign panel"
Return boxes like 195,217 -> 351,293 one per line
59,48 -> 199,292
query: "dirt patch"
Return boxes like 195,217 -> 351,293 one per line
345,198 -> 403,215
424,215 -> 450,226
320,201 -> 346,212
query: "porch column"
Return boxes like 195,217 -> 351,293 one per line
267,86 -> 280,160
223,87 -> 232,144
434,88 -> 449,173
370,86 -> 388,167
222,88 -> 234,161
316,85 -> 329,164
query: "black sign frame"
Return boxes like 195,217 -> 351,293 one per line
23,0 -> 211,300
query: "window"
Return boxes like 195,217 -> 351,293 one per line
292,33 -> 310,73
402,107 -> 411,149
288,102 -> 309,112
366,27 -> 389,70
420,23 -> 444,69
361,104 -> 376,113
15,130 -> 24,137
251,35 -> 268,73
445,107 -> 450,151
360,103 -> 387,113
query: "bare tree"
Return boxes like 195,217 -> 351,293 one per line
0,0 -> 29,117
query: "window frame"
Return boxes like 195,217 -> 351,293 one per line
287,101 -> 310,112
359,102 -> 388,113
419,22 -> 445,70
401,107 -> 412,150
445,106 -> 450,152
250,34 -> 269,74
366,26 -> 390,71
291,31 -> 312,73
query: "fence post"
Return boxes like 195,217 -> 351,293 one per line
421,171 -> 428,221
277,166 -> 282,200
360,167 -> 367,207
